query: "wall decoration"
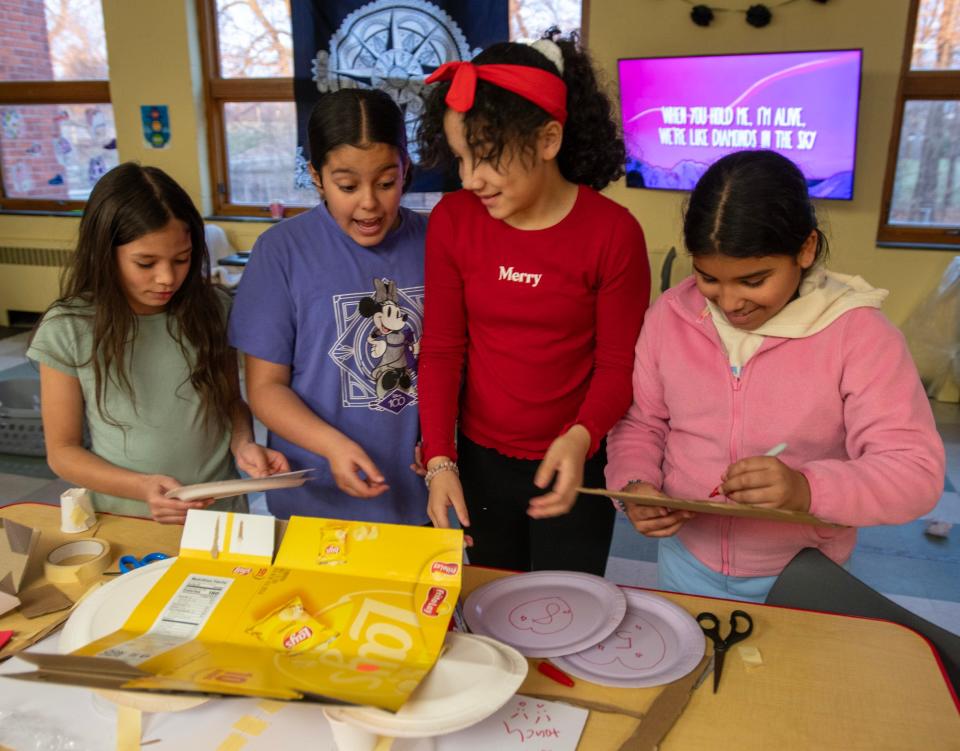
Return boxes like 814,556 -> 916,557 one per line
141,105 -> 171,149
53,137 -> 72,166
680,0 -> 830,28
88,156 -> 107,185
1,109 -> 22,139
292,0 -> 508,192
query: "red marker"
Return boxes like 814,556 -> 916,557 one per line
538,661 -> 575,687
709,443 -> 788,498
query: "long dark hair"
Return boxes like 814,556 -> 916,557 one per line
308,88 -> 412,190
35,162 -> 235,430
684,150 -> 828,263
418,32 -> 625,191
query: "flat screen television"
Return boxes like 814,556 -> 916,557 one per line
617,49 -> 863,200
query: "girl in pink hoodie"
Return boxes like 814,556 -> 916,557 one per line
606,151 -> 945,601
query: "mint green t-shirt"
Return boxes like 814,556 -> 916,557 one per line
27,299 -> 245,517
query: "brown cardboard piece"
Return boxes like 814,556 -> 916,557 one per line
0,518 -> 42,616
617,655 -> 712,751
578,487 -> 840,527
18,583 -> 74,619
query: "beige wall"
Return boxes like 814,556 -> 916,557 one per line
0,0 -> 955,329
589,0 -> 955,326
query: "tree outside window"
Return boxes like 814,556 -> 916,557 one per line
881,0 -> 960,246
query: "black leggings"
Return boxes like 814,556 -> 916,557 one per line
456,433 -> 615,574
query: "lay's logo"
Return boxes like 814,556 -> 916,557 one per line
421,587 -> 447,616
283,626 -> 313,650
431,562 -> 459,576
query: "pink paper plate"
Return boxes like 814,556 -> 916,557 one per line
551,588 -> 705,687
462,571 -> 627,658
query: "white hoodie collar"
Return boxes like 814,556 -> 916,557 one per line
706,265 -> 889,374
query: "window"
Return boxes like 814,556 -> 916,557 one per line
880,0 -> 960,246
0,0 -> 116,210
198,0 -> 584,217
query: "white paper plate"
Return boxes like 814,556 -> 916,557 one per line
462,571 -> 628,658
165,469 -> 314,502
326,633 -> 528,738
58,557 -> 207,712
61,556 -> 176,653
551,588 -> 705,688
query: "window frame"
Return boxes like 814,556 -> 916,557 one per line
198,0 -> 298,219
878,0 -> 960,247
0,80 -> 111,212
197,0 -> 589,218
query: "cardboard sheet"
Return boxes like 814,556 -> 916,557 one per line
0,519 -> 41,609
579,487 -> 839,527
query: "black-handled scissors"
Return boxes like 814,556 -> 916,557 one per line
697,609 -> 754,693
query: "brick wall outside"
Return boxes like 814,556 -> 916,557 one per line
0,0 -> 71,200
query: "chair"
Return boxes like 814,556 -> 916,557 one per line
765,548 -> 960,695
658,246 -> 693,293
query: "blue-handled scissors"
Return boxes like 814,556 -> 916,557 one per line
697,609 -> 754,693
118,552 -> 169,574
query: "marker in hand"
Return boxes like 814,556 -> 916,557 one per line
709,442 -> 788,498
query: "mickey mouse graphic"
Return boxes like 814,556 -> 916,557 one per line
358,278 -> 420,402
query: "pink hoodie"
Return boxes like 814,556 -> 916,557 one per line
606,277 -> 945,577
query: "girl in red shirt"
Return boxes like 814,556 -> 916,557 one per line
416,33 -> 650,573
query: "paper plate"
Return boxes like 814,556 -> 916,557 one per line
165,469 -> 313,502
551,588 -> 705,688
59,557 -> 207,712
462,571 -> 628,658
325,633 -> 527,738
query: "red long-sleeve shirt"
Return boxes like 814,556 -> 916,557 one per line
418,186 -> 650,463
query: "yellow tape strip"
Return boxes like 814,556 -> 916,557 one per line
222,513 -> 234,557
216,734 -> 248,751
116,705 -> 141,751
257,699 -> 285,714
232,715 -> 269,736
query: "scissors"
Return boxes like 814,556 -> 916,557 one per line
696,609 -> 754,693
118,552 -> 169,574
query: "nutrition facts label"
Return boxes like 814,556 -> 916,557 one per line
98,574 -> 233,665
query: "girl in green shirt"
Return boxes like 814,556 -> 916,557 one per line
28,163 -> 288,523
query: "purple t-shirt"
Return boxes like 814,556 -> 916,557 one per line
229,203 -> 428,523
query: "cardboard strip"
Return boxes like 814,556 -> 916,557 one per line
579,487 -> 840,527
116,705 -> 142,751
618,655 -> 712,751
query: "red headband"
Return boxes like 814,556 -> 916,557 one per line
425,61 -> 568,125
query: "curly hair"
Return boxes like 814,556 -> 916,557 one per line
684,150 -> 829,264
418,33 -> 625,191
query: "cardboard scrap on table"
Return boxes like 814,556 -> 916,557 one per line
579,487 -> 841,527
0,518 -> 42,617
18,584 -> 73,619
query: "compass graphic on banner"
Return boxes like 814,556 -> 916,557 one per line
311,0 -> 480,163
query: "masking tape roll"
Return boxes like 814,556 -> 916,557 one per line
43,538 -> 112,584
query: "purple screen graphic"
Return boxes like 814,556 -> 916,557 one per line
618,50 -> 862,200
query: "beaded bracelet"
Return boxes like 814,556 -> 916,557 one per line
616,479 -> 647,512
424,460 -> 459,488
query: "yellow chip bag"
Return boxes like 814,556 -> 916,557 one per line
317,526 -> 348,565
246,596 -> 337,653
